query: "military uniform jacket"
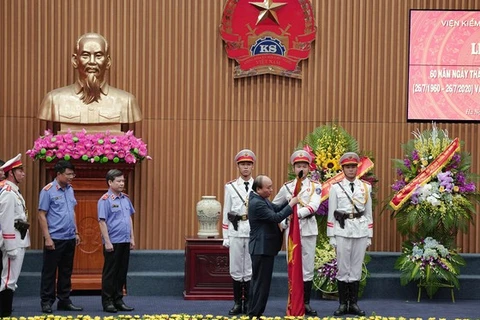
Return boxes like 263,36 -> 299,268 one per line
327,178 -> 373,239
0,181 -> 31,251
222,177 -> 253,238
272,178 -> 321,237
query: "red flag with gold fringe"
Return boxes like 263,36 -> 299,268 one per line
286,172 -> 304,316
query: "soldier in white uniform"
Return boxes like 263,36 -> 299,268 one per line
0,154 -> 30,317
327,152 -> 373,316
222,149 -> 255,315
272,150 -> 322,316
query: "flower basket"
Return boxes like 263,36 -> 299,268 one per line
293,123 -> 377,295
395,237 -> 465,300
388,125 -> 478,298
313,238 -> 370,296
389,125 -> 479,247
26,129 -> 151,164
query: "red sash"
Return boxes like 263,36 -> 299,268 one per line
389,137 -> 460,210
320,156 -> 374,202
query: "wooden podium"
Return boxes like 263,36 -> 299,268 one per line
44,160 -> 136,290
183,237 -> 233,300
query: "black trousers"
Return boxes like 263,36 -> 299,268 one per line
102,243 -> 130,306
248,254 -> 275,317
40,239 -> 76,305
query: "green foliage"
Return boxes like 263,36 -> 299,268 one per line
389,125 -> 479,248
395,237 -> 465,298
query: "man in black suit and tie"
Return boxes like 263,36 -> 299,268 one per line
247,175 -> 299,317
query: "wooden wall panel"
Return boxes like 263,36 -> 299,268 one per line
1,0 -> 480,252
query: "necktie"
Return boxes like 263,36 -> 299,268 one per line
350,183 -> 355,193
244,181 -> 249,192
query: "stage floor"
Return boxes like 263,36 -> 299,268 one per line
11,295 -> 479,319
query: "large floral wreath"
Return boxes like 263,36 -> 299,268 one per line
389,125 -> 479,247
389,124 -> 479,297
290,124 -> 377,294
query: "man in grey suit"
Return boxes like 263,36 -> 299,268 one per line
247,175 -> 298,317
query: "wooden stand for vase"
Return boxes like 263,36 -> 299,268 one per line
183,237 -> 233,300
43,160 -> 136,290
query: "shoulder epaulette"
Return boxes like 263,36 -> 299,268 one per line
101,193 -> 109,200
227,179 -> 236,185
285,179 -> 294,185
4,185 -> 12,192
123,193 -> 130,198
43,183 -> 53,191
360,179 -> 371,185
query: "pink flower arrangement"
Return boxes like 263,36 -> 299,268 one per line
26,129 -> 152,164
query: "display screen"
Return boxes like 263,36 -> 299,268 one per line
408,10 -> 480,121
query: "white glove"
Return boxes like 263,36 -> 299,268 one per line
222,239 -> 230,248
366,238 -> 372,247
7,249 -> 18,260
329,237 -> 337,248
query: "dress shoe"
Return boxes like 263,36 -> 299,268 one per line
115,302 -> 135,311
333,303 -> 348,316
304,303 -> 317,316
103,304 -> 118,313
228,302 -> 242,315
348,302 -> 365,316
57,302 -> 84,311
41,304 -> 53,313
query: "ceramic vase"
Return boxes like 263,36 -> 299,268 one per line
196,195 -> 221,238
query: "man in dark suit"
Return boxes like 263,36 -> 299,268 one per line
247,175 -> 299,317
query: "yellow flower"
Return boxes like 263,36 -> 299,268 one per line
322,159 -> 336,170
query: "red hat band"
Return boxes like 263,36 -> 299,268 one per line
3,160 -> 22,172
340,157 -> 359,165
293,156 -> 310,164
237,155 -> 254,163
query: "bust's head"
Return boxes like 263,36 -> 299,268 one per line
72,33 -> 111,82
71,33 -> 112,104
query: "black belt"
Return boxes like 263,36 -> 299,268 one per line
345,212 -> 363,219
334,210 -> 364,229
227,212 -> 248,231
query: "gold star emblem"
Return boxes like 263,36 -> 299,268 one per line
287,235 -> 297,264
249,0 -> 287,25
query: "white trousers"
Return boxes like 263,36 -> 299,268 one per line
1,247 -> 26,291
285,234 -> 316,281
335,236 -> 367,282
229,236 -> 252,281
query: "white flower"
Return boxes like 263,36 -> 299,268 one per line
426,195 -> 441,206
412,246 -> 423,259
423,248 -> 439,259
424,237 -> 439,248
437,245 -> 449,257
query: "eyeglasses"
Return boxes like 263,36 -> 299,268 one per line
63,172 -> 76,177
